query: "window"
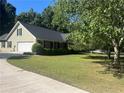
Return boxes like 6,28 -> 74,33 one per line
54,42 -> 59,49
7,41 -> 12,48
1,42 -> 5,48
44,41 -> 51,49
17,28 -> 22,36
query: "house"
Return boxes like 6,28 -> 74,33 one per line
0,21 -> 68,53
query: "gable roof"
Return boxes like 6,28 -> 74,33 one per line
21,22 -> 68,42
0,21 -> 68,42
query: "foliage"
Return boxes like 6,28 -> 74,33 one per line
52,0 -> 82,33
16,6 -> 69,33
42,48 -> 68,55
53,0 -> 124,65
40,6 -> 54,29
52,0 -> 70,33
16,8 -> 38,25
83,0 -> 124,65
0,2 -> 16,35
32,43 -> 43,54
53,0 -> 91,50
68,30 -> 88,51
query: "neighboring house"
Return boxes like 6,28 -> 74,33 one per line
0,21 -> 68,53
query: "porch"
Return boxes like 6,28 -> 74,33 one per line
42,41 -> 68,50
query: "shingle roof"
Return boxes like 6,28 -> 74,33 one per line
0,21 -> 69,42
0,33 -> 8,41
21,22 -> 68,42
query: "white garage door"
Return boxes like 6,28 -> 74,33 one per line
18,42 -> 34,53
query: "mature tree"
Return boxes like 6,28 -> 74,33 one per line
0,1 -> 16,35
54,0 -> 124,66
17,7 -> 56,31
68,30 -> 88,51
53,0 -> 90,48
17,5 -> 69,33
40,6 -> 54,29
52,0 -> 74,33
16,8 -> 38,24
83,0 -> 124,66
41,5 -> 70,32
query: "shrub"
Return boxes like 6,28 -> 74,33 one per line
42,48 -> 78,55
43,49 -> 67,55
32,42 -> 79,55
32,43 -> 43,54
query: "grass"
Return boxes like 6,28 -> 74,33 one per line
8,53 -> 124,93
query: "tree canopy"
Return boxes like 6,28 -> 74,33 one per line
52,0 -> 124,66
84,0 -> 124,65
0,1 -> 16,35
16,6 -> 68,33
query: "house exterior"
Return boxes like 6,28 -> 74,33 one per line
0,21 -> 68,53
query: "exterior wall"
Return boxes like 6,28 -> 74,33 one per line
0,23 -> 36,52
0,42 -> 12,52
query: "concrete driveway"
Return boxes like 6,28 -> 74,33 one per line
0,53 -> 89,93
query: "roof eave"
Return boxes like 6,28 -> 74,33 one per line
36,38 -> 67,43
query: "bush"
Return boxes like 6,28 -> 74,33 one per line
32,43 -> 43,54
42,49 -> 67,55
32,42 -> 80,55
23,52 -> 34,55
42,48 -> 79,55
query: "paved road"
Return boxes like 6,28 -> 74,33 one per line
0,53 -> 89,93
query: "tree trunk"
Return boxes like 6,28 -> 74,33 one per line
113,45 -> 120,66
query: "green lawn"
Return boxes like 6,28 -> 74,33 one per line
8,53 -> 124,93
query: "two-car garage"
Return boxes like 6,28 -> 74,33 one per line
17,42 -> 34,53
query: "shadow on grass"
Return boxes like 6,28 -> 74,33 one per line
40,52 -> 88,56
83,54 -> 109,61
84,55 -> 107,60
8,55 -> 30,60
97,62 -> 124,79
86,55 -> 124,79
